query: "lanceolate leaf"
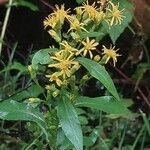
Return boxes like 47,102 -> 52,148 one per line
76,96 -> 133,116
57,92 -> 83,150
0,100 -> 48,140
77,57 -> 120,100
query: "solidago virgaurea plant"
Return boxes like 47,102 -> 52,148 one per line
27,0 -> 133,149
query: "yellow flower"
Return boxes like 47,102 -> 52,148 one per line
79,1 -> 106,23
60,41 -> 78,55
75,7 -> 83,16
107,2 -> 125,26
68,16 -> 87,32
102,45 -> 121,66
80,1 -> 97,19
52,4 -> 70,23
94,11 -> 106,22
46,72 -> 63,86
43,15 -> 58,29
76,37 -> 99,59
43,4 -> 70,29
48,52 -> 79,79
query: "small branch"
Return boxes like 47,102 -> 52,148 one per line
0,0 -> 13,57
112,64 -> 150,107
39,0 -> 55,10
113,78 -> 150,87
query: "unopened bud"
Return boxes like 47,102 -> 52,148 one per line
94,55 -> 101,62
52,89 -> 60,97
28,98 -> 41,104
28,65 -> 36,79
82,75 -> 89,80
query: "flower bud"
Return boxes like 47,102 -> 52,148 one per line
28,65 -> 36,79
28,98 -> 41,104
94,55 -> 101,62
52,89 -> 60,97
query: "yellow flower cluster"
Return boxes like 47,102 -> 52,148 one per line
43,0 -> 124,87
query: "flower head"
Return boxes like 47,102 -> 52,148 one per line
68,16 -> 87,32
46,72 -> 62,86
106,2 -> 125,26
43,15 -> 58,29
76,37 -> 99,59
102,45 -> 121,66
52,4 -> 70,23
80,1 -> 98,20
75,7 -> 83,17
43,4 -> 70,29
48,52 -> 79,79
60,41 -> 78,55
94,11 -> 106,22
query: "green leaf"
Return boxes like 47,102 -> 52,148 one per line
6,84 -> 44,102
57,129 -> 74,150
83,129 -> 99,147
95,25 -> 107,42
16,0 -> 39,11
103,0 -> 134,43
32,48 -> 58,70
57,92 -> 83,150
76,96 -> 132,117
79,116 -> 88,125
77,57 -> 120,100
79,31 -> 105,39
76,0 -> 86,4
0,100 -> 48,140
11,61 -> 27,72
0,61 -> 27,74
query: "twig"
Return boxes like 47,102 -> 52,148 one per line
113,78 -> 150,87
39,0 -> 55,10
112,64 -> 150,107
0,0 -> 13,57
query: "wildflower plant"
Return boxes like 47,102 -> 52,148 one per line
23,0 -> 134,149
26,0 -> 134,149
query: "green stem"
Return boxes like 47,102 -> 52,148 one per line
140,131 -> 146,150
140,110 -> 150,136
0,0 -> 13,57
118,123 -> 127,150
142,43 -> 150,64
24,132 -> 43,150
98,111 -> 102,150
131,125 -> 145,150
